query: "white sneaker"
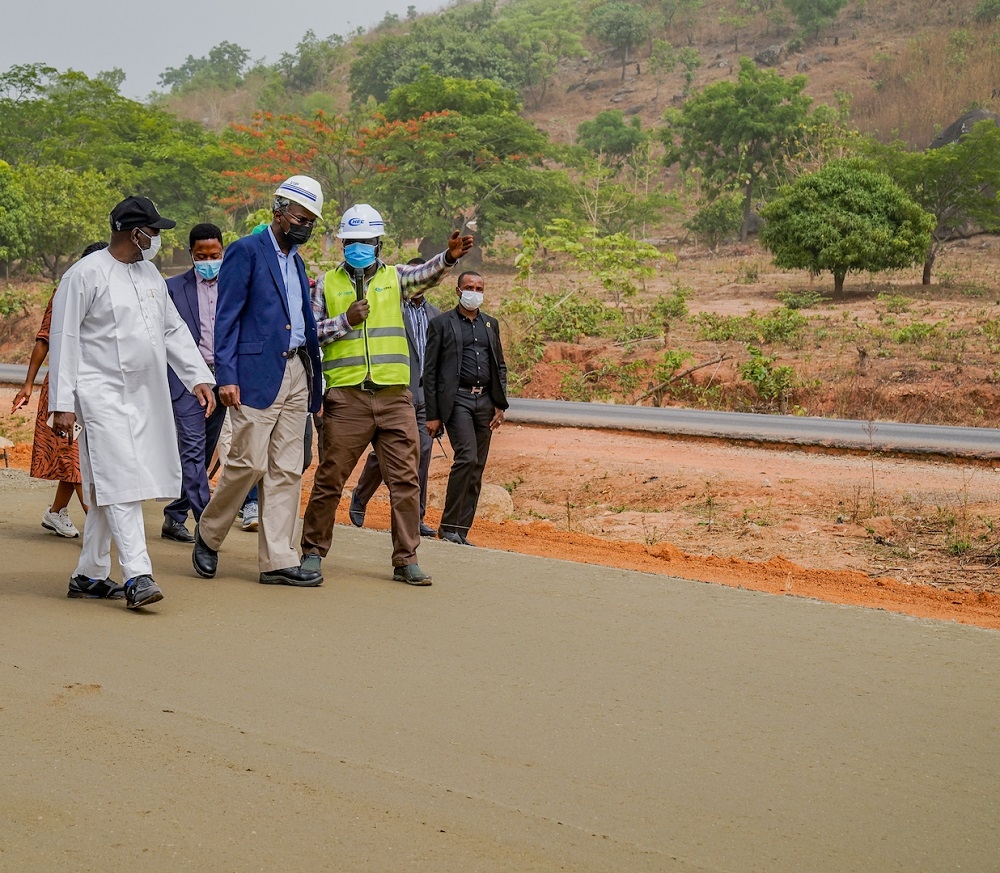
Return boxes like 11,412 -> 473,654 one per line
241,500 -> 258,532
42,507 -> 80,538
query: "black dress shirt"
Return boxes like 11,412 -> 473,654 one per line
458,311 -> 492,388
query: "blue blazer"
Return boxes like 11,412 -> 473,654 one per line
165,268 -> 205,413
214,231 -> 323,413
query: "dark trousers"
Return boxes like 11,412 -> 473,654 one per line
301,385 -> 421,566
165,386 -> 226,524
352,400 -> 431,522
440,390 -> 494,536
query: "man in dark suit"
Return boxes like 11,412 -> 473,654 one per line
348,259 -> 440,537
193,176 -> 325,587
161,223 -> 228,544
424,271 -> 508,546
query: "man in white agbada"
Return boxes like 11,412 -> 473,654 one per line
48,196 -> 216,610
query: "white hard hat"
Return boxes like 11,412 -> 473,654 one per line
274,175 -> 323,218
337,204 -> 385,239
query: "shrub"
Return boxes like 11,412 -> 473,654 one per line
776,289 -> 824,310
684,192 -> 743,250
740,345 -> 797,409
975,0 -> 1000,24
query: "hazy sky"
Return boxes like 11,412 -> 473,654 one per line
0,0 -> 449,100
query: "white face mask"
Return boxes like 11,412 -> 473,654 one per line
460,290 -> 484,311
136,229 -> 161,262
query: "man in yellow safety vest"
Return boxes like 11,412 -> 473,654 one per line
299,204 -> 473,585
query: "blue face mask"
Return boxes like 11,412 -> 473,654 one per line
194,259 -> 222,281
344,242 -> 377,269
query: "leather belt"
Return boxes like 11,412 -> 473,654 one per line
283,345 -> 308,359
459,385 -> 486,395
357,379 -> 390,392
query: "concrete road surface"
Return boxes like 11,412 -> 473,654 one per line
1,469 -> 998,872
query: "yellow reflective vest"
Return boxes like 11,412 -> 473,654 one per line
321,265 -> 410,389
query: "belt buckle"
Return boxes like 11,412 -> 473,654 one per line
469,385 -> 484,395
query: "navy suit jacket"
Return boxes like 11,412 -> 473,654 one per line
165,268 -> 205,412
214,231 -> 323,413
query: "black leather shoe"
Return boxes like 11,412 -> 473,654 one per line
419,523 -> 437,537
192,526 -> 218,579
439,531 -> 464,545
259,566 -> 323,587
348,500 -> 365,528
161,517 -> 194,543
459,534 -> 477,547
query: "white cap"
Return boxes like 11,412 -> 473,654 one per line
274,175 -> 323,218
337,204 -> 385,239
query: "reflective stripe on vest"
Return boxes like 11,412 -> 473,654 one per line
321,266 -> 410,389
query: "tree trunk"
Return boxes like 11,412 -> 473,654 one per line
922,248 -> 936,285
621,46 -> 629,82
740,183 -> 753,242
834,272 -> 845,295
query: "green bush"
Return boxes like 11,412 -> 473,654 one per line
975,0 -> 1000,23
651,284 -> 690,322
536,294 -> 622,342
892,322 -> 939,344
0,286 -> 29,319
776,289 -> 825,310
684,192 -> 743,250
740,345 -> 797,408
694,307 -> 807,344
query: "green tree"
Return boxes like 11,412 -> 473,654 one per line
648,38 -> 677,102
158,41 -> 251,93
359,76 -> 574,243
783,0 -> 846,36
588,1 -> 653,82
381,70 -> 522,121
349,2 -> 520,104
0,65 -> 227,232
0,160 -> 28,268
869,120 -> 1000,285
18,164 -> 118,279
274,30 -> 345,93
759,158 -> 935,294
662,57 -> 814,240
577,110 -> 644,161
544,218 -> 667,310
494,0 -> 585,108
676,46 -> 703,97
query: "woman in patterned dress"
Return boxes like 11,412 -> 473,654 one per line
10,242 -> 108,537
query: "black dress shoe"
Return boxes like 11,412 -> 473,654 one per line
161,517 -> 194,543
459,534 -> 477,547
348,501 -> 365,528
192,526 -> 218,579
439,531 -> 464,544
419,523 -> 437,537
259,566 -> 323,587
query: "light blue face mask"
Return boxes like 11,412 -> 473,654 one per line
194,259 -> 222,281
344,242 -> 377,269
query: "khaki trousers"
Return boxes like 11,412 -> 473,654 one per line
301,385 -> 420,567
199,355 -> 308,573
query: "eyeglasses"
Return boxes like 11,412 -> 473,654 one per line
282,210 -> 316,228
